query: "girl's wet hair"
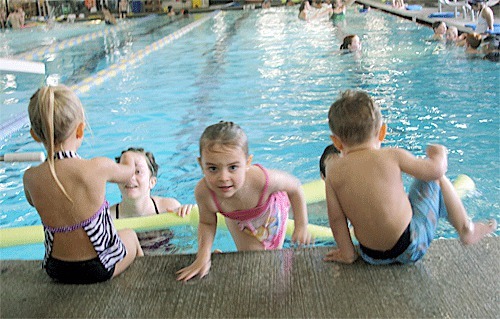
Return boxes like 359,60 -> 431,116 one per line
328,90 -> 382,146
28,85 -> 85,202
116,147 -> 159,177
199,121 -> 248,156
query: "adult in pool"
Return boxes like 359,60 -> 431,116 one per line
110,147 -> 193,219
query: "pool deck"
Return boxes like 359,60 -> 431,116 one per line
1,237 -> 499,318
355,0 -> 500,34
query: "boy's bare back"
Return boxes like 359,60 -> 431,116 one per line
326,147 -> 413,250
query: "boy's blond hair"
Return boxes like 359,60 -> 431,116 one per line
328,90 -> 382,146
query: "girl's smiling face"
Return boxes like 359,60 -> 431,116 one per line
199,144 -> 251,199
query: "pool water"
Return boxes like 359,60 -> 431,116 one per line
1,7 -> 498,259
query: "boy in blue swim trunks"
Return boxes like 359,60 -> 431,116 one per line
323,90 -> 497,264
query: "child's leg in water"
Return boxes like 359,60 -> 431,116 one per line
440,176 -> 497,245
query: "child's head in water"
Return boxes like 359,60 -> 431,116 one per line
319,144 -> 340,180
446,26 -> 458,42
28,85 -> 86,200
115,147 -> 159,199
198,121 -> 252,197
340,35 -> 361,52
432,21 -> 447,39
466,33 -> 482,50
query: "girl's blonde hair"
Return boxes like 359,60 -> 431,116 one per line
199,121 -> 248,156
28,85 -> 85,202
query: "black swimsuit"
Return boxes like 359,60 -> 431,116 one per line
115,198 -> 159,219
359,223 -> 411,260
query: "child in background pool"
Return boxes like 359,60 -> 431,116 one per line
482,35 -> 500,62
331,0 -> 355,25
431,21 -> 447,41
298,1 -> 333,21
177,121 -> 312,281
23,85 -> 143,284
340,34 -> 361,52
465,33 -> 483,55
323,90 -> 496,264
445,26 -> 466,46
110,147 -> 193,219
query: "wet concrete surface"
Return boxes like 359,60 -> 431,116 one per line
1,237 -> 498,318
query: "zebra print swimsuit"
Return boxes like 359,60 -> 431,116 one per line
42,151 -> 127,283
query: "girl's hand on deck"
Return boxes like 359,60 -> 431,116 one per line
176,258 -> 211,282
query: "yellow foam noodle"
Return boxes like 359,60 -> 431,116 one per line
302,179 -> 325,204
0,225 -> 44,248
285,219 -> 332,239
0,179 -> 332,248
453,174 -> 476,199
114,207 -> 200,230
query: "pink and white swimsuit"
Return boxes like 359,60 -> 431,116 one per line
210,164 -> 290,249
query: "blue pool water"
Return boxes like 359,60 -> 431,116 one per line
1,8 -> 498,260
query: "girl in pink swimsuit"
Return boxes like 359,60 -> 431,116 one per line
177,121 -> 312,282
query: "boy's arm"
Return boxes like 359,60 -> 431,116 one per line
395,144 -> 447,181
176,181 -> 217,282
267,169 -> 312,245
324,179 -> 358,263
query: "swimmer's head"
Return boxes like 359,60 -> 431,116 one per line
340,35 -> 361,51
466,33 -> 482,49
116,147 -> 159,178
446,26 -> 458,41
432,21 -> 447,35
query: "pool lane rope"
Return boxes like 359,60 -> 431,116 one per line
0,11 -> 221,141
71,10 -> 222,95
15,15 -> 156,62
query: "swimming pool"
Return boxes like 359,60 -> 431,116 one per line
1,7 -> 498,259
